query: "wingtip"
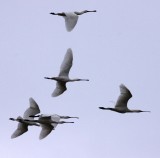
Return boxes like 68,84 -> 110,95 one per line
51,93 -> 57,97
39,137 -> 43,140
29,97 -> 35,103
11,135 -> 16,139
120,83 -> 125,87
67,48 -> 73,53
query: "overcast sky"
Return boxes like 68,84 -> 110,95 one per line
1,0 -> 160,158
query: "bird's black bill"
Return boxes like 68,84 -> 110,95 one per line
29,115 -> 40,118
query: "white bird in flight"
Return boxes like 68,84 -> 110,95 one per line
26,114 -> 76,139
50,10 -> 96,32
9,98 -> 40,138
99,84 -> 150,113
44,48 -> 89,97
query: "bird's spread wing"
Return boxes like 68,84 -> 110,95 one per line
115,84 -> 132,108
59,48 -> 73,77
39,124 -> 54,140
11,122 -> 28,139
64,12 -> 79,32
23,98 -> 40,119
52,81 -> 67,97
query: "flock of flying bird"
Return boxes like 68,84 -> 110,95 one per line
10,9 -> 150,140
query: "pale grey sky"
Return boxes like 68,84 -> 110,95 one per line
1,0 -> 160,158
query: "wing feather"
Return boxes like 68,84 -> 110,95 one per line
64,12 -> 79,32
23,98 -> 40,119
39,124 -> 54,140
59,48 -> 73,77
115,84 -> 132,108
11,122 -> 28,139
52,81 -> 67,97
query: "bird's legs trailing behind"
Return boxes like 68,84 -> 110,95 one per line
74,10 -> 97,15
59,116 -> 79,119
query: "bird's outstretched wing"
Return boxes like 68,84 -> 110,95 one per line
52,81 -> 67,97
115,84 -> 132,108
11,122 -> 28,139
59,48 -> 73,77
64,12 -> 79,32
39,124 -> 54,140
23,98 -> 40,120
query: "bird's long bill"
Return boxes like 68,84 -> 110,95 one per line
89,10 -> 96,12
44,77 -> 51,79
50,12 -> 56,15
9,118 -> 14,121
63,121 -> 74,123
142,111 -> 151,112
29,115 -> 40,118
79,79 -> 89,81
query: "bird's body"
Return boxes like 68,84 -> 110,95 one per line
26,114 -> 75,139
9,98 -> 40,138
45,48 -> 89,97
50,10 -> 96,32
99,84 -> 150,114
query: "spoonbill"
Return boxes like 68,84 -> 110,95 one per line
9,98 -> 40,138
50,10 -> 96,32
25,114 -> 75,139
99,84 -> 150,113
44,48 -> 89,97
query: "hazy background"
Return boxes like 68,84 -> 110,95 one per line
1,0 -> 160,158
